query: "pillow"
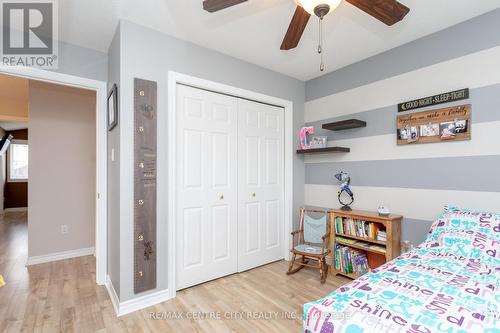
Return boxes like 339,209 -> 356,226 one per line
423,206 -> 500,263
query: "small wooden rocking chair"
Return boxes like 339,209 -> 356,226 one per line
287,208 -> 330,283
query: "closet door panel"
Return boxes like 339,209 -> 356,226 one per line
237,99 -> 285,272
176,85 -> 238,290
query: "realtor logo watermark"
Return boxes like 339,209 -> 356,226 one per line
1,0 -> 58,68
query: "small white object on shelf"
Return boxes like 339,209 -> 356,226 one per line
377,206 -> 390,217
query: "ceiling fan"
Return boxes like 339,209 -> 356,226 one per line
202,0 -> 410,71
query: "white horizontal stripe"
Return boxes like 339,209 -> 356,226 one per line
304,121 -> 500,163
305,46 -> 500,122
304,184 -> 500,221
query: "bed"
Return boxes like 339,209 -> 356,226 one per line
303,206 -> 500,333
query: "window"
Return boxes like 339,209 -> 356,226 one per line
8,141 -> 28,182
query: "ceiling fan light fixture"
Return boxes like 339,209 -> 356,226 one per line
294,0 -> 342,17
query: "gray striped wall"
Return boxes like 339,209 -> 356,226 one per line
305,83 -> 500,141
306,155 -> 500,193
303,9 -> 500,246
306,8 -> 500,101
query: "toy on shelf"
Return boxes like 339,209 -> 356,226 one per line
334,171 -> 354,211
299,126 -> 314,150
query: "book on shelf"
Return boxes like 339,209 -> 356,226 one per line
334,244 -> 370,276
376,229 -> 387,242
334,216 -> 383,241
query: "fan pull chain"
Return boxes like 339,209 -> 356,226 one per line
318,17 -> 325,72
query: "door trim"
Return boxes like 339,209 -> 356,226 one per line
167,71 -> 293,299
0,65 -> 108,285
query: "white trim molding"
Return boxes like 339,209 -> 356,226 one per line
0,65 -> 108,285
26,247 -> 95,266
167,71 -> 294,300
105,276 -> 121,316
105,276 -> 171,317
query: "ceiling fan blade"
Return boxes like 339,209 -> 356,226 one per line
280,6 -> 311,50
203,0 -> 248,13
346,0 -> 410,26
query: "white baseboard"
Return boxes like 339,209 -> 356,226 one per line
105,275 -> 172,317
4,207 -> 28,213
26,247 -> 95,266
106,276 -> 121,315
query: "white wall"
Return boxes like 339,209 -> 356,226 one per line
28,80 -> 96,257
107,25 -> 121,294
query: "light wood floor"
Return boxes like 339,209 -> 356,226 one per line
0,212 -> 350,332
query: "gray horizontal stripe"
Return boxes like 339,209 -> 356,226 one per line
305,83 -> 500,141
305,155 -> 500,193
306,9 -> 500,101
305,205 -> 433,247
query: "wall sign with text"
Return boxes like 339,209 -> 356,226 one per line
398,88 -> 469,112
397,104 -> 471,145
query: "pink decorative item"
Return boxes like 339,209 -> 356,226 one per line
299,126 -> 314,149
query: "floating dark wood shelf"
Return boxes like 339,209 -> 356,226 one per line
296,147 -> 350,154
322,119 -> 367,131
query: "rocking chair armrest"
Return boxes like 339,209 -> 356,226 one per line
290,230 -> 302,247
321,232 -> 331,252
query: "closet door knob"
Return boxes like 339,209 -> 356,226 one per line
252,193 -> 256,197
219,194 -> 224,200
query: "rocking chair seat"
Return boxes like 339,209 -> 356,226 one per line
294,244 -> 328,255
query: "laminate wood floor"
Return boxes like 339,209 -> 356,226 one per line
0,212 -> 350,332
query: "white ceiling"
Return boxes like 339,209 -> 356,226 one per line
59,0 -> 500,81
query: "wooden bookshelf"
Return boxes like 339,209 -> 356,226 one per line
329,209 -> 402,279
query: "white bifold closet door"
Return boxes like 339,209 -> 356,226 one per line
176,84 -> 284,290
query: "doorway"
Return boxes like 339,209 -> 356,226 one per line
0,67 -> 107,285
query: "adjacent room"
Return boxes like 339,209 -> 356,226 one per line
0,1 -> 499,332
0,74 -> 98,332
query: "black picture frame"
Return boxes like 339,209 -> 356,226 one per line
107,84 -> 118,131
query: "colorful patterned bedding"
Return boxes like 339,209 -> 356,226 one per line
303,207 -> 500,333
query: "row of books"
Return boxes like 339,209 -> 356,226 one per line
377,230 -> 387,242
334,216 -> 384,241
333,244 -> 370,276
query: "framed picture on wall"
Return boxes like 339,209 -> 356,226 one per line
107,84 -> 118,131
